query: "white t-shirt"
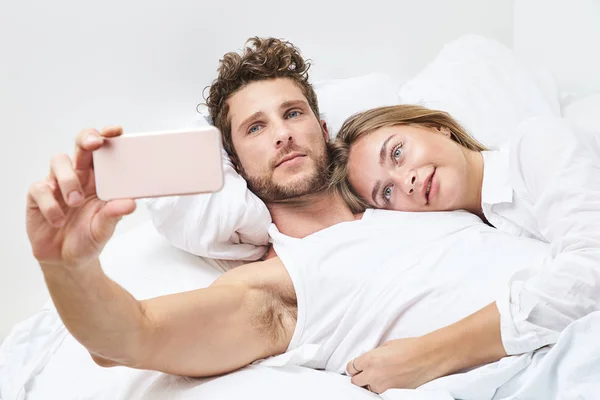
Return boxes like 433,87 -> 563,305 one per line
481,116 -> 600,355
268,208 -> 548,374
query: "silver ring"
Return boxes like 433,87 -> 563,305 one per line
352,358 -> 362,373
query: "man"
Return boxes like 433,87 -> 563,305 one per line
25,36 -> 362,376
26,37 -> 541,394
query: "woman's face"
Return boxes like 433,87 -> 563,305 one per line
347,124 -> 471,212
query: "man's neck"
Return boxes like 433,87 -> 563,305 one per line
267,189 -> 359,238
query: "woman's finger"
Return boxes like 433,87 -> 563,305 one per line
50,154 -> 84,207
350,370 -> 370,388
28,181 -> 66,227
346,358 -> 362,376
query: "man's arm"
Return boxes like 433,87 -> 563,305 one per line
27,126 -> 295,377
42,256 -> 294,376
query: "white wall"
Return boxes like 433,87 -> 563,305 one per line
0,0 -> 514,340
513,0 -> 600,100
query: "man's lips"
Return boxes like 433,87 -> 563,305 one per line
275,152 -> 305,167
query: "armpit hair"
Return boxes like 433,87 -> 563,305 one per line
252,285 -> 297,346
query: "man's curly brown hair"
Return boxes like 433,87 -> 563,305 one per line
204,37 -> 321,170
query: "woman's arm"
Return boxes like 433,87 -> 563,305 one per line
496,117 -> 600,355
347,303 -> 505,393
432,302 -> 506,372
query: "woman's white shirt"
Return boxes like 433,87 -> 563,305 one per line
480,116 -> 600,355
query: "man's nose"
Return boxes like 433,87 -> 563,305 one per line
273,122 -> 294,149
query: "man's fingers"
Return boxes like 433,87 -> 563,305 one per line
103,199 -> 136,219
99,125 -> 123,138
74,128 -> 103,171
50,154 -> 84,207
73,126 -> 122,171
28,181 -> 66,227
90,199 -> 136,244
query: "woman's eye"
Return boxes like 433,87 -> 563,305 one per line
393,146 -> 402,160
384,186 -> 393,200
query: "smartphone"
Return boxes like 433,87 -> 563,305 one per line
92,126 -> 224,201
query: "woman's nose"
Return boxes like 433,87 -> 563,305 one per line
392,168 -> 417,195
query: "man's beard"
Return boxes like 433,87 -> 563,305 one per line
240,143 -> 331,203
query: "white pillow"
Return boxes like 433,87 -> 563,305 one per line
313,72 -> 400,138
398,34 -> 558,150
563,93 -> 600,133
142,73 -> 401,263
524,64 -> 562,116
562,93 -> 600,158
144,35 -> 562,263
140,149 -> 272,262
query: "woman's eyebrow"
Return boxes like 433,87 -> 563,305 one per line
379,134 -> 395,166
371,180 -> 381,205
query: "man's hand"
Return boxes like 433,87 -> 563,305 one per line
26,126 -> 136,269
24,126 -> 292,374
346,336 -> 449,394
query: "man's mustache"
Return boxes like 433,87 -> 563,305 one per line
270,143 -> 307,169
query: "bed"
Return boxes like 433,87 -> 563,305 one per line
3,3 -> 600,399
3,219 -> 600,400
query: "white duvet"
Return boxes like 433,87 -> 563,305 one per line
2,220 -> 600,399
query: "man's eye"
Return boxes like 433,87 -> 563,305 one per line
287,110 -> 301,119
248,125 -> 261,134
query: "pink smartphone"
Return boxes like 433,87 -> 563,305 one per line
92,126 -> 224,201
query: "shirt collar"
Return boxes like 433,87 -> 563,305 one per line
481,146 -> 513,206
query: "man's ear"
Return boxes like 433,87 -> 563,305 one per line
321,120 -> 330,142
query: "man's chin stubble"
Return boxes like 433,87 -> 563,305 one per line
244,168 -> 329,203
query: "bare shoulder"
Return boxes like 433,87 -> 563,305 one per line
212,257 -> 297,352
213,257 -> 292,292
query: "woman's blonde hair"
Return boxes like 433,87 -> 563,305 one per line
329,104 -> 487,213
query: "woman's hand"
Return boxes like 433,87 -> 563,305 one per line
346,303 -> 508,394
346,336 -> 450,394
26,126 -> 136,269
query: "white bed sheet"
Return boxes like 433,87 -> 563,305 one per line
0,221 -> 376,400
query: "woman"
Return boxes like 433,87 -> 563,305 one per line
329,104 -> 600,393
